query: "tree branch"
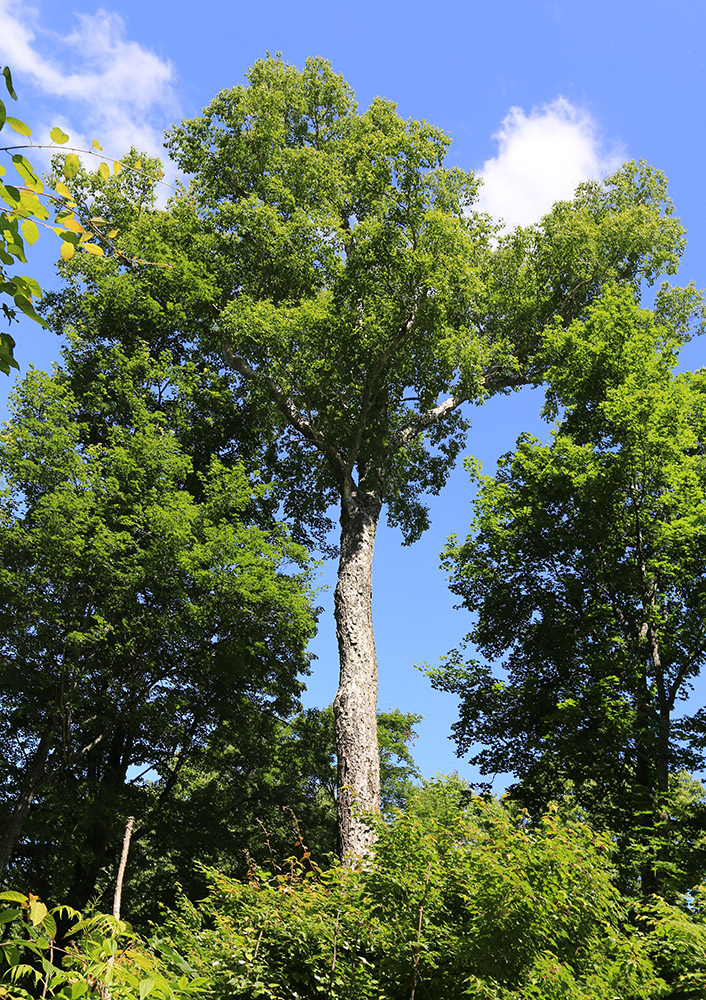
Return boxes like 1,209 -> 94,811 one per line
222,345 -> 348,484
390,393 -> 465,451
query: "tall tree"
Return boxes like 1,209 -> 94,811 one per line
0,343 -> 316,901
43,55 -> 686,856
160,56 -> 687,856
432,284 -> 706,893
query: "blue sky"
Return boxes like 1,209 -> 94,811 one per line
1,0 -> 704,781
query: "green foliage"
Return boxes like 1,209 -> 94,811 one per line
157,788 -> 667,999
125,706 -> 421,919
432,285 -> 706,894
0,891 -> 207,1000
0,341 -> 316,908
635,889 -> 706,998
0,66 -> 173,373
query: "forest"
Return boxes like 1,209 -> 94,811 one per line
1,54 -> 706,999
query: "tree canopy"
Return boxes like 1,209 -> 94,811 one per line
432,283 -> 706,893
0,341 -> 316,900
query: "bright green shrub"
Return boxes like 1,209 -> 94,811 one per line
158,791 -> 667,999
0,891 -> 207,1000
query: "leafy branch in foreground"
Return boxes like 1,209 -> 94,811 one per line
0,890 -> 208,1000
0,64 -> 171,374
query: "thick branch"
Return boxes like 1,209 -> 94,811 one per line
390,369 -> 530,454
391,393 -> 465,451
347,308 -> 417,482
222,345 -> 348,484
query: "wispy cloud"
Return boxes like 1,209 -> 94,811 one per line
0,1 -> 178,167
477,97 -> 623,230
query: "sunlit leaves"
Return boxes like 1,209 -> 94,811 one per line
4,116 -> 31,137
12,154 -> 42,191
62,152 -> 80,179
49,126 -> 69,144
0,893 -> 207,1000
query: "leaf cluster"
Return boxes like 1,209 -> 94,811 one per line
0,890 -> 207,1000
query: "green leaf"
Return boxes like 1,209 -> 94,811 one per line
0,892 -> 27,903
49,126 -> 69,145
10,963 -> 42,984
12,155 -> 42,192
13,293 -> 47,327
18,190 -> 49,222
63,153 -> 80,180
5,116 -> 31,137
0,98 -> 6,128
14,275 -> 41,298
1,183 -> 20,208
20,219 -> 39,245
139,978 -> 156,999
71,982 -> 88,999
3,67 -> 17,101
28,898 -> 48,926
41,912 -> 57,940
0,908 -> 21,924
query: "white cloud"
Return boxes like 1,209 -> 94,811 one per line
0,2 -> 178,171
477,97 -> 623,230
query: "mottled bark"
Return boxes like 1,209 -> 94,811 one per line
333,491 -> 382,858
0,730 -> 53,885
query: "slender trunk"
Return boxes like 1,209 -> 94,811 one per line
112,816 -> 135,921
333,491 -> 382,858
0,730 -> 53,885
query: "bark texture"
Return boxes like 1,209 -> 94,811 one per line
333,491 -> 382,858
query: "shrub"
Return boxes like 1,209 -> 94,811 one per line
158,790 -> 667,999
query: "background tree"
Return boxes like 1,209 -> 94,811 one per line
432,284 -> 706,894
128,707 -> 421,923
158,55 -> 685,856
0,341 -> 316,905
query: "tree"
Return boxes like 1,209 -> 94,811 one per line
160,55 -> 686,856
432,284 -> 706,893
0,341 -> 316,903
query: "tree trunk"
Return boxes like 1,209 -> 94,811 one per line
333,491 -> 382,858
0,730 -> 53,885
